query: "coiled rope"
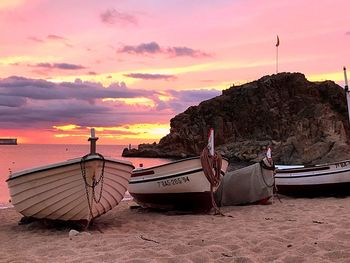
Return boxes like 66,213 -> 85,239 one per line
80,153 -> 106,221
200,147 -> 223,215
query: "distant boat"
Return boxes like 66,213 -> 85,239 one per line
6,129 -> 134,224
0,138 -> 17,145
275,161 -> 350,196
129,129 -> 229,211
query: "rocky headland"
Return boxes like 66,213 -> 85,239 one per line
123,72 -> 350,165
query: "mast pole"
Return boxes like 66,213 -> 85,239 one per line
88,128 -> 98,154
276,45 -> 279,74
344,67 -> 350,125
276,35 -> 280,74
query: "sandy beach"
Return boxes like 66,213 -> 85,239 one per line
0,197 -> 349,263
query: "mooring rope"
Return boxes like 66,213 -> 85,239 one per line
259,159 -> 282,203
259,159 -> 276,188
200,147 -> 223,215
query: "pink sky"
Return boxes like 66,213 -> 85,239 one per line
0,0 -> 349,145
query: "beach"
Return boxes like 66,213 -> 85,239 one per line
0,197 -> 349,262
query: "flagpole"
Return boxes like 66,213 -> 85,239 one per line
275,35 -> 279,74
276,45 -> 278,74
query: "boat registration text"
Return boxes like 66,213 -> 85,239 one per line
335,161 -> 350,168
157,176 -> 190,187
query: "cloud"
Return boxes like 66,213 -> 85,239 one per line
119,42 -> 161,54
124,73 -> 175,80
167,47 -> 210,58
154,89 -> 221,112
0,76 -> 148,101
0,76 -> 220,129
28,36 -> 44,43
27,34 -> 73,48
47,34 -> 66,41
0,95 -> 26,107
118,42 -> 210,58
33,63 -> 86,70
100,8 -> 137,26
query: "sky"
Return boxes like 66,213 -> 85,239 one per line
0,0 -> 349,145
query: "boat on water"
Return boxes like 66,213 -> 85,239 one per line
6,129 -> 134,223
0,138 -> 17,145
129,129 -> 229,211
275,160 -> 350,196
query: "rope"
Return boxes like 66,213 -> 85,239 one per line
259,159 -> 275,188
200,147 -> 223,215
259,159 -> 282,203
80,153 -> 106,222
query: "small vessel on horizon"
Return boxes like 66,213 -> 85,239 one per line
0,138 -> 17,145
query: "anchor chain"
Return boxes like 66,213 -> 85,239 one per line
80,153 -> 106,220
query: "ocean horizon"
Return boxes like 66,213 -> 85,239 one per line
0,144 -> 170,208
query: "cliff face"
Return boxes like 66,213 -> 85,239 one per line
123,72 -> 350,164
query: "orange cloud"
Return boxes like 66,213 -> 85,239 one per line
48,123 -> 170,144
53,124 -> 81,131
102,97 -> 156,107
0,0 -> 26,10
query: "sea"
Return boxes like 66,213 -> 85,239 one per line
0,144 -> 170,209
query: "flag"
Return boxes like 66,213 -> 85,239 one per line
276,35 -> 280,47
266,147 -> 273,165
207,128 -> 214,156
266,147 -> 272,159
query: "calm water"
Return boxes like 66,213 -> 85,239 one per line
0,144 -> 170,208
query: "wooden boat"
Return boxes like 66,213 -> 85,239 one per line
275,160 -> 350,196
129,129 -> 229,211
129,156 -> 229,210
6,130 -> 134,223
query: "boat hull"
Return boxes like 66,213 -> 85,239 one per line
275,160 -> 350,197
7,155 -> 134,222
129,157 -> 229,210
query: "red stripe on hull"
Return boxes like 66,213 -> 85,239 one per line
129,192 -> 213,211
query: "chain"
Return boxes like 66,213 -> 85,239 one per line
80,153 -> 106,220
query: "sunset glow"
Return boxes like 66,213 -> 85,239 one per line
1,0 -> 349,144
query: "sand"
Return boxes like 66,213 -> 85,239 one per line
0,197 -> 349,263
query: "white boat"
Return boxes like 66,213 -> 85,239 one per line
6,130 -> 134,223
129,129 -> 229,210
275,68 -> 350,197
275,160 -> 350,196
129,156 -> 229,210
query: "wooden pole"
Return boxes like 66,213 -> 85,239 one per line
88,128 -> 98,154
276,46 -> 278,74
344,67 -> 350,125
276,35 -> 280,74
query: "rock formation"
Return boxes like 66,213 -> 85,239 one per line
123,72 -> 350,165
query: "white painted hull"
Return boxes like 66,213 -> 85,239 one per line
275,160 -> 350,196
129,157 -> 229,210
7,155 -> 134,222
